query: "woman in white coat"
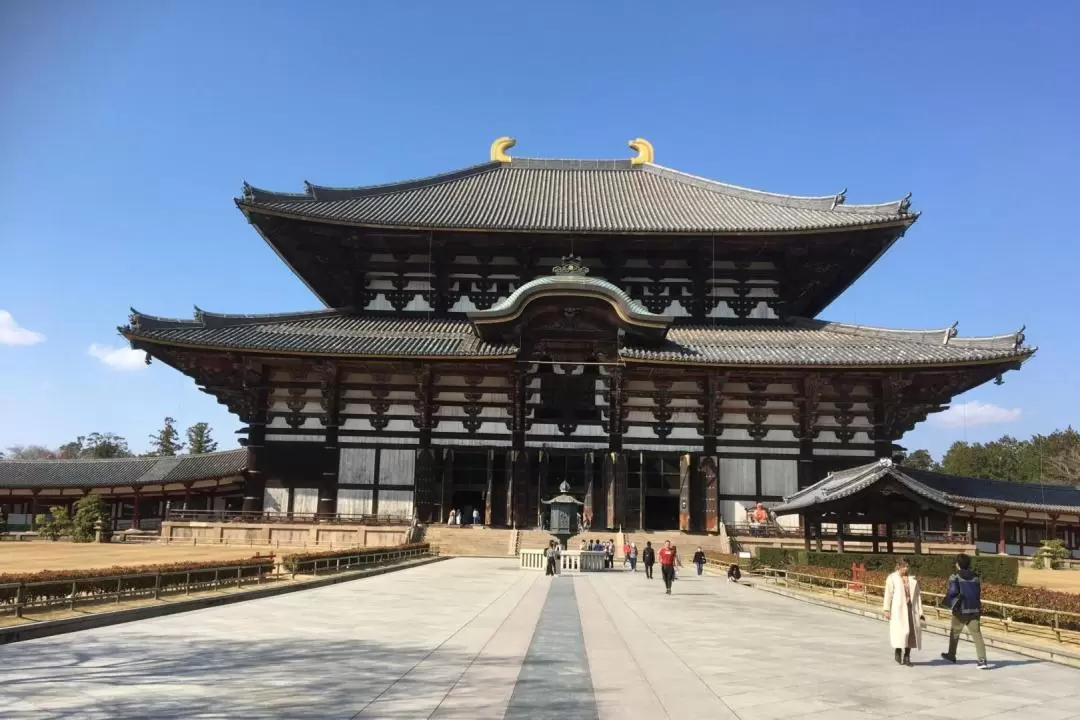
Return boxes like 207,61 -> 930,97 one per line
882,557 -> 924,666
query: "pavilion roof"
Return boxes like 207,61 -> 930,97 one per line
775,460 -> 1080,515
774,459 -> 962,514
0,450 -> 247,490
238,157 -> 916,235
122,308 -> 1032,369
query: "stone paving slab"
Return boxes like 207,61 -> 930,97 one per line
1,559 -> 1078,719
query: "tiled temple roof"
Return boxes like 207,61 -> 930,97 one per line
774,460 -> 1080,514
238,157 -> 916,234
0,450 -> 247,489
123,309 -> 1032,368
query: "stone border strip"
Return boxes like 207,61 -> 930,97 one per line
753,581 -> 1080,671
0,555 -> 447,646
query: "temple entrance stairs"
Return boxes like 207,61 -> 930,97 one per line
423,526 -> 556,557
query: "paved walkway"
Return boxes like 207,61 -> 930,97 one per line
1,559 -> 1078,719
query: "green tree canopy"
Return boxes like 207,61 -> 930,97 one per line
147,417 -> 184,457
898,449 -> 939,472
82,432 -> 132,459
185,422 -> 218,454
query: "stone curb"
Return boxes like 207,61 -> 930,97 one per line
0,555 -> 448,646
753,582 -> 1080,670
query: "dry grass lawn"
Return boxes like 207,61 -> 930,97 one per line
0,542 -> 273,575
1018,566 -> 1080,594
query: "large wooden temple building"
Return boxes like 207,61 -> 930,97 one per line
107,138 -> 1036,533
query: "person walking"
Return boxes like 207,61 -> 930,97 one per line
692,547 -> 706,576
941,553 -> 990,669
544,541 -> 557,576
642,541 -> 656,579
628,543 -> 638,572
883,557 -> 924,666
446,509 -> 456,526
622,540 -> 632,569
659,541 -> 678,594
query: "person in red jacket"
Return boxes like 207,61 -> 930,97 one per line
658,540 -> 679,595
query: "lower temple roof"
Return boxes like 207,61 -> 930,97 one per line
0,450 -> 247,489
122,309 -> 1032,368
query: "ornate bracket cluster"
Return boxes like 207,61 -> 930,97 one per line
695,373 -> 726,437
315,360 -> 339,427
791,373 -> 822,440
650,378 -> 674,439
462,374 -> 484,434
831,378 -> 856,444
412,366 -> 440,431
746,380 -> 770,440
369,371 -> 392,431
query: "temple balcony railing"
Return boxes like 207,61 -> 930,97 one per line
519,549 -> 606,572
164,509 -> 412,526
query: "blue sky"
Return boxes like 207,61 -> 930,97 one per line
1,1 -> 1077,458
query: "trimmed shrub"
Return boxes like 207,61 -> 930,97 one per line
785,564 -> 1080,630
0,557 -> 274,608
755,548 -> 1018,586
281,543 -> 430,573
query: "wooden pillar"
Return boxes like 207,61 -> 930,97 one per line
442,449 -> 455,523
508,369 -> 528,528
836,513 -> 846,553
182,482 -> 193,511
701,456 -> 719,533
583,451 -> 595,531
946,512 -> 955,543
319,362 -> 340,519
803,514 -> 812,551
537,450 -> 549,528
913,510 -> 924,555
504,449 -> 516,528
603,452 -> 616,530
679,453 -> 692,532
607,367 -> 625,453
414,365 -> 437,523
484,449 -> 495,527
885,516 -> 894,554
997,510 -> 1007,554
131,489 -> 142,530
241,365 -> 270,515
814,518 -> 823,552
637,451 -> 646,531
29,490 -> 40,531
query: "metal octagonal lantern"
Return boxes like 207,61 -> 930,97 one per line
543,480 -> 584,549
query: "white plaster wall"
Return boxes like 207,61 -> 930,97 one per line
337,489 -> 372,516
378,490 -> 414,518
339,448 -> 376,484
761,459 -> 798,497
263,487 -> 288,515
379,449 -> 416,487
292,488 -> 319,515
720,458 -> 756,496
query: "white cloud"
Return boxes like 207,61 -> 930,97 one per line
932,401 -> 1021,429
88,343 -> 147,371
0,310 -> 45,346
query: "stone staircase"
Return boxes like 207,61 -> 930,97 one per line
423,526 -> 519,557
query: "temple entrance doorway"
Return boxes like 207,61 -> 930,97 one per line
644,494 -> 680,530
450,490 -> 484,525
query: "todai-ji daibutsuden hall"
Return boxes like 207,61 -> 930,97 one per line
119,137 -> 1035,533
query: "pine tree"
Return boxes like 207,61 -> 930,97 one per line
147,417 -> 184,456
186,422 -> 218,454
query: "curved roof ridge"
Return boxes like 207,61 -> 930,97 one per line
642,163 -> 914,215
0,448 -> 246,466
196,307 -> 350,329
241,162 -> 502,205
126,308 -> 201,332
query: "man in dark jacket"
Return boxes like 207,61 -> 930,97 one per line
941,553 -> 989,669
642,541 -> 656,579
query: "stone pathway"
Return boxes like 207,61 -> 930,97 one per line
1,559 -> 1078,719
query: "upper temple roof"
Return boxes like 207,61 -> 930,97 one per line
238,157 -> 917,235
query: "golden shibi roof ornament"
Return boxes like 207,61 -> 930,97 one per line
490,136 -> 516,163
628,138 -> 654,165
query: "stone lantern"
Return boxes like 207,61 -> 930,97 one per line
542,480 -> 583,550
